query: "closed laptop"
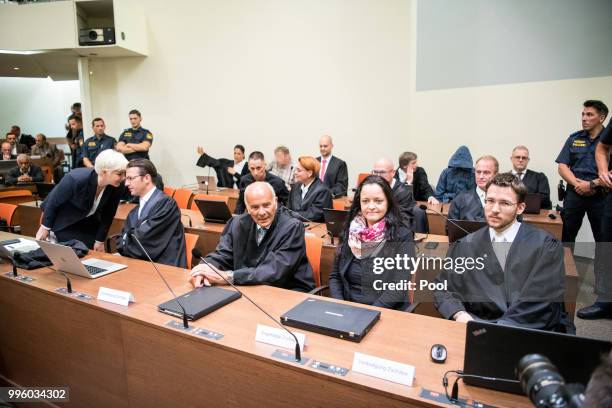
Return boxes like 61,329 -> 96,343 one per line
158,286 -> 241,321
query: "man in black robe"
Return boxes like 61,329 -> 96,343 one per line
116,159 -> 187,268
189,181 -> 314,292
434,173 -> 569,332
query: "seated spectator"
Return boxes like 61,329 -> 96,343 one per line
267,145 -> 295,190
196,145 -> 248,188
434,173 -> 570,332
435,145 -> 476,203
31,133 -> 64,183
396,151 -> 439,204
5,131 -> 28,157
1,142 -> 15,161
10,125 -> 35,151
287,156 -> 332,222
447,155 -> 498,222
189,182 -> 315,292
5,154 -> 45,185
329,175 -> 414,310
234,151 -> 289,214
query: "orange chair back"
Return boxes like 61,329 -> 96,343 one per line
173,188 -> 193,210
0,203 -> 18,226
163,187 -> 175,197
185,233 -> 199,268
40,166 -> 53,183
357,172 -> 370,186
0,190 -> 34,205
332,198 -> 347,210
190,194 -> 229,211
305,234 -> 324,287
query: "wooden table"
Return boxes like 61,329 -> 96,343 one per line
192,187 -> 240,213
0,236 -> 532,407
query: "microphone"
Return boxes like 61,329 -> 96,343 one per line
206,165 -> 211,195
192,248 -> 302,362
418,204 -> 470,236
181,213 -> 193,227
282,205 -> 332,240
130,232 -> 190,329
0,246 -> 18,277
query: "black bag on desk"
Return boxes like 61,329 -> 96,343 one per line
12,239 -> 89,270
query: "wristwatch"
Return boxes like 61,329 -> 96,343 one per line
589,180 -> 596,190
225,270 -> 234,284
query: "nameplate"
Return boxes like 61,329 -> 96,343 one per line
97,287 -> 134,306
255,324 -> 306,352
352,352 -> 415,386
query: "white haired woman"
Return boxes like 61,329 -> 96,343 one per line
36,149 -> 128,251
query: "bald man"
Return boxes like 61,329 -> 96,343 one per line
190,182 -> 315,292
372,158 -> 428,234
316,135 -> 348,197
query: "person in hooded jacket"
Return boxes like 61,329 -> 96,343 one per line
434,145 -> 476,203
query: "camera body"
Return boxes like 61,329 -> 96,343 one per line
79,28 -> 115,46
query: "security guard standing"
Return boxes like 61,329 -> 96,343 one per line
577,123 -> 612,319
556,100 -> 608,245
67,115 -> 85,168
82,117 -> 117,168
116,109 -> 153,161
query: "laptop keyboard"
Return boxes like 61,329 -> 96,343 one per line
84,265 -> 107,276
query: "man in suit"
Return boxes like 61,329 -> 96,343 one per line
9,125 -> 35,151
447,155 -> 498,222
5,154 -> 45,185
395,151 -> 439,204
196,144 -> 248,188
116,159 -> 186,268
434,173 -> 568,332
509,145 -> 552,209
234,151 -> 289,214
372,157 -> 428,233
189,181 -> 315,292
316,135 -> 348,197
1,142 -> 15,160
5,132 -> 28,156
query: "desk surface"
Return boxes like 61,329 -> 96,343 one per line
0,233 -> 531,407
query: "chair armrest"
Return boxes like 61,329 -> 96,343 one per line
404,301 -> 420,313
309,285 -> 329,296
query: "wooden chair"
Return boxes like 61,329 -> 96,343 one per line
190,194 -> 229,211
0,190 -> 34,205
185,233 -> 199,268
305,234 -> 324,288
163,186 -> 175,197
173,188 -> 193,210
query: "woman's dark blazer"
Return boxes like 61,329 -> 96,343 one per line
328,225 -> 414,310
41,168 -> 124,244
287,178 -> 333,222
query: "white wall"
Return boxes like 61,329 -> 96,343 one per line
0,77 -> 80,138
87,0 -> 413,188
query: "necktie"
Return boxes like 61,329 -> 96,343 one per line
517,172 -> 523,180
320,159 -> 327,181
256,227 -> 266,245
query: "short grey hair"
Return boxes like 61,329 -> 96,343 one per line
244,181 -> 276,205
16,153 -> 29,163
94,149 -> 128,174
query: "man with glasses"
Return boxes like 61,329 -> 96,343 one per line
115,159 -> 186,267
509,145 -> 551,209
371,157 -> 428,233
447,155 -> 498,221
434,173 -> 569,332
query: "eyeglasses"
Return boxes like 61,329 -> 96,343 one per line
371,170 -> 390,176
484,198 -> 517,209
512,156 -> 529,161
125,175 -> 144,182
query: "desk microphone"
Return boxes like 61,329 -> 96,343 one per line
282,206 -> 332,240
192,248 -> 302,362
130,232 -> 190,329
205,165 -> 211,195
418,204 -> 470,235
0,246 -> 19,278
181,213 -> 193,227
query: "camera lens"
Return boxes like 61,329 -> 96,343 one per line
517,354 -> 565,407
88,30 -> 98,40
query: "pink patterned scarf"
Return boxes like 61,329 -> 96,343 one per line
348,215 -> 386,259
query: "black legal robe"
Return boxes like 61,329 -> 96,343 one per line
202,208 -> 315,292
234,172 -> 289,214
433,223 -> 568,332
287,178 -> 332,222
117,188 -> 187,268
196,153 -> 248,188
521,169 -> 552,209
447,189 -> 485,221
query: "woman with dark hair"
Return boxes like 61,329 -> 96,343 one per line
287,156 -> 332,222
329,175 -> 414,310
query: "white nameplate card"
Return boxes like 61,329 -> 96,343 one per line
97,287 -> 135,307
352,352 -> 415,386
255,324 -> 306,352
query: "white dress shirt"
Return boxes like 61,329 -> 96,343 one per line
488,220 -> 521,243
476,187 -> 486,207
138,187 -> 157,219
511,169 -> 526,180
300,179 -> 315,199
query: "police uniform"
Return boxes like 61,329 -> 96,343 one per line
555,129 -> 605,243
118,127 -> 153,160
598,126 -> 612,303
82,134 -> 117,165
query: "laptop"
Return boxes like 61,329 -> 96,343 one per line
323,208 -> 349,238
194,198 -> 233,224
281,298 -> 380,342
464,321 -> 612,394
446,219 -> 488,242
38,240 -> 127,279
523,192 -> 542,214
158,286 -> 241,321
35,182 -> 55,199
196,176 -> 217,189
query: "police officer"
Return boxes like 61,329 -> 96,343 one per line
116,109 -> 153,161
82,117 -> 117,168
67,114 -> 85,168
556,100 -> 608,246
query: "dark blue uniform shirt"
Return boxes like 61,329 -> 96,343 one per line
118,127 -> 153,160
600,126 -> 612,171
82,134 -> 116,164
556,129 -> 603,181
